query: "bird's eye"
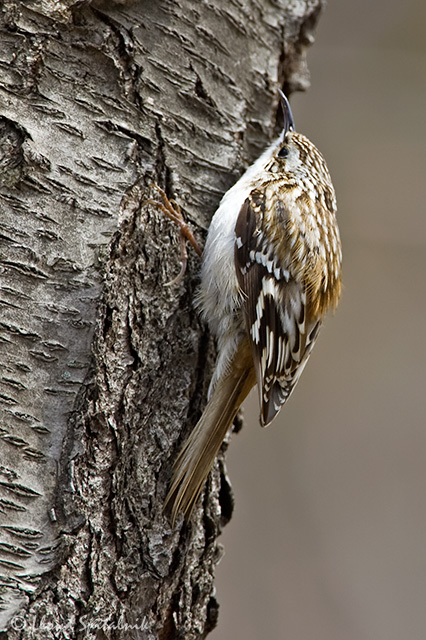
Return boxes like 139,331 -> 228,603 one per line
277,146 -> 289,158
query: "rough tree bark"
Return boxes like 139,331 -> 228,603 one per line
0,0 -> 323,637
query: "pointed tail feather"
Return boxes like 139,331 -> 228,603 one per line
165,342 -> 255,524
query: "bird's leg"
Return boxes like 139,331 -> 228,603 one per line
146,184 -> 202,286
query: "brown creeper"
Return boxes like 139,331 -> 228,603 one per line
165,91 -> 342,523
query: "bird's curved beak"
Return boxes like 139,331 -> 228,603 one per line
278,89 -> 295,134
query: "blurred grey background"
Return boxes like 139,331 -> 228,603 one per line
212,1 -> 426,639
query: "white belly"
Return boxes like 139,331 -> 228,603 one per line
197,136 -> 282,389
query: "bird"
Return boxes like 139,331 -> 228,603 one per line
163,90 -> 342,523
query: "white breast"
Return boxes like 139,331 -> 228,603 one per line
198,135 -> 283,390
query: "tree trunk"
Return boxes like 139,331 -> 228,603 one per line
0,0 -> 323,637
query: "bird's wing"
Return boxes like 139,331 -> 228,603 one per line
234,193 -> 321,426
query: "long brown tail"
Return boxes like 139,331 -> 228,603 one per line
165,342 -> 255,524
